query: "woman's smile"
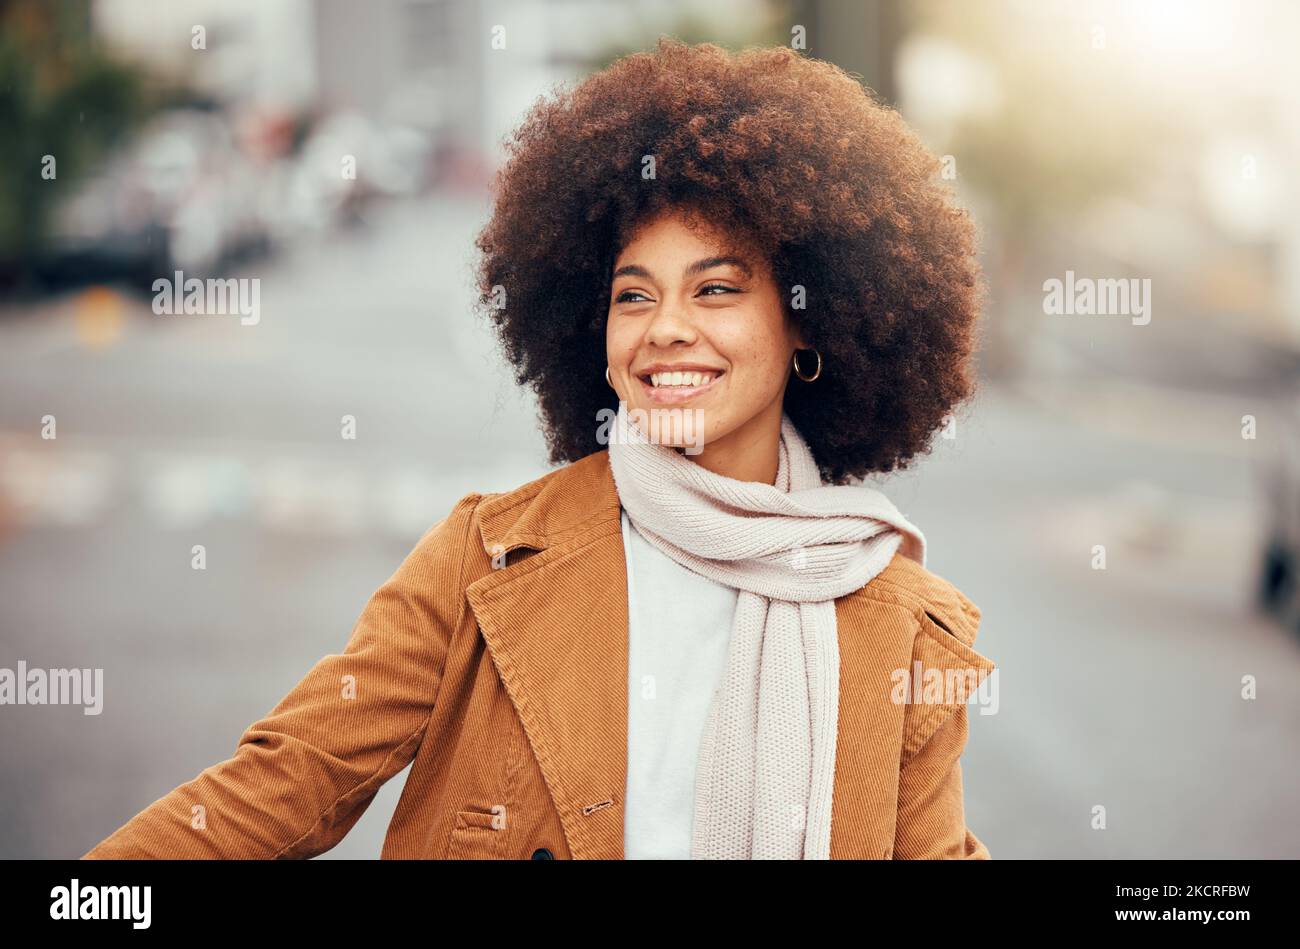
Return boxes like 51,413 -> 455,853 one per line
636,365 -> 726,405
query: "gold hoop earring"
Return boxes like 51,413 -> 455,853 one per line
605,366 -> 613,389
792,348 -> 822,382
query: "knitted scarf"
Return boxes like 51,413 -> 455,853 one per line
605,400 -> 926,859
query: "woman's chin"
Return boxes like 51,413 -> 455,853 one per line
619,401 -> 712,453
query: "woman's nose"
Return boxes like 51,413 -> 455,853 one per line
643,298 -> 696,346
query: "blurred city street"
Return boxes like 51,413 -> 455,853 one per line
3,0 -> 1300,863
2,191 -> 1297,858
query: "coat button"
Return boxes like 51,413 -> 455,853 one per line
531,847 -> 554,860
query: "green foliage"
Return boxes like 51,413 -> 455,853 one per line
0,0 -> 155,265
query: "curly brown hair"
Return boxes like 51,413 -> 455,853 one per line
473,37 -> 984,484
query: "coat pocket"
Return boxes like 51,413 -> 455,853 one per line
445,805 -> 507,859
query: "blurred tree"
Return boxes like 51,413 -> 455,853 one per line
0,0 -> 153,290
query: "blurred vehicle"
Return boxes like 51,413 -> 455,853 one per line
264,110 -> 437,241
1257,350 -> 1300,636
43,109 -> 270,288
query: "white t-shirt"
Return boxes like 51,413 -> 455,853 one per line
620,506 -> 740,859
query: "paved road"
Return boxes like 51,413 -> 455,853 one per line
1,193 -> 1296,858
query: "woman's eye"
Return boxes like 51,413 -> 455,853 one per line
614,284 -> 736,304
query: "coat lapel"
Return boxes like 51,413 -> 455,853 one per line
464,452 -> 630,859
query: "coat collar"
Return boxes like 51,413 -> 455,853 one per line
474,450 -> 622,564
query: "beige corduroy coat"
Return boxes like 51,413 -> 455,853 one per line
83,448 -> 996,860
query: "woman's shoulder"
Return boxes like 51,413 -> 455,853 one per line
856,551 -> 985,652
855,552 -> 995,765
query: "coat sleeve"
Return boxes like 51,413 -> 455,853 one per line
892,606 -> 995,860
81,492 -> 483,859
893,702 -> 990,859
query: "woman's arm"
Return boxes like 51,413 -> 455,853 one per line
892,603 -> 994,860
81,492 -> 482,859
893,702 -> 990,859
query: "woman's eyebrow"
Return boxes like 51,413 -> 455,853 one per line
612,256 -> 753,281
687,255 -> 752,278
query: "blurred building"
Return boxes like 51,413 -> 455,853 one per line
91,0 -> 782,174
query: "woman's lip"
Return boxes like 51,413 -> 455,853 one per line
637,371 -> 724,404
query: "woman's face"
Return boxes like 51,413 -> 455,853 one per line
605,208 -> 806,482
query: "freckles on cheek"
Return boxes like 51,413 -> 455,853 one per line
736,340 -> 783,376
607,333 -> 634,368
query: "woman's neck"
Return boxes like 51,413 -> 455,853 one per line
675,400 -> 783,485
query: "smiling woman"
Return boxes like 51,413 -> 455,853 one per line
469,36 -> 993,860
82,36 -> 995,863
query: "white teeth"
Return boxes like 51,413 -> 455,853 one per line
649,371 -> 715,388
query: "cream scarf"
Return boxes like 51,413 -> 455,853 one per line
605,400 -> 926,859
